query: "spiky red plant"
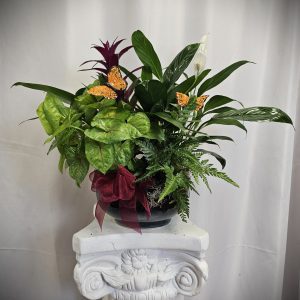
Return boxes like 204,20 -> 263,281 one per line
80,38 -> 132,75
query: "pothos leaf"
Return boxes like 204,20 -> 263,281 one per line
85,138 -> 115,174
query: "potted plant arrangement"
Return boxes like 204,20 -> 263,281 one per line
13,30 -> 293,232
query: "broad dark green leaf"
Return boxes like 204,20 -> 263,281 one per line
191,69 -> 211,90
204,106 -> 237,115
204,95 -> 243,112
18,116 -> 39,125
134,84 -> 153,111
12,82 -> 75,104
131,30 -> 163,80
212,106 -> 293,125
202,118 -> 247,132
197,60 -> 253,96
208,135 -> 234,142
198,149 -> 226,169
85,138 -> 115,174
167,76 -> 196,104
153,112 -> 186,131
141,66 -> 152,81
148,80 -> 167,111
119,66 -> 140,83
163,43 -> 200,87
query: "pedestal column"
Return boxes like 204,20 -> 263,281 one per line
73,216 -> 209,300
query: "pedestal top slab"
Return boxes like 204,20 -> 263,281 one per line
73,216 -> 209,255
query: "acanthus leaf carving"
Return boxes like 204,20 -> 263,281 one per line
74,248 -> 207,300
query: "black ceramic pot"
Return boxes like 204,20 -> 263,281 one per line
106,202 -> 177,228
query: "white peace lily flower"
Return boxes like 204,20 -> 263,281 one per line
193,34 -> 209,75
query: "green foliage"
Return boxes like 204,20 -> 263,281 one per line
197,61 -> 253,96
132,30 -> 163,80
12,82 -> 75,104
36,93 -> 68,135
163,43 -> 200,88
15,30 -> 293,221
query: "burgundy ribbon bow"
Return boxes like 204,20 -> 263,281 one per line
89,165 -> 152,233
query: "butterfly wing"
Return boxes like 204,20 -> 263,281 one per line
176,92 -> 190,107
196,95 -> 209,110
87,85 -> 117,99
108,66 -> 127,91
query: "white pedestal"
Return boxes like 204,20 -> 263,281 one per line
73,216 -> 209,300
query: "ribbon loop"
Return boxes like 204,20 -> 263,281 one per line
90,166 -> 153,233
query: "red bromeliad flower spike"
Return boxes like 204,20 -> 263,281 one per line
80,38 -> 133,75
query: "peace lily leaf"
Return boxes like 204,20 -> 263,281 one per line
191,69 -> 211,90
163,43 -> 200,87
212,106 -> 293,125
204,95 -> 243,112
134,83 -> 154,111
148,80 -> 167,110
208,135 -> 234,142
141,66 -> 152,81
127,112 -> 151,134
167,76 -> 196,105
198,149 -> 226,169
204,106 -> 238,115
132,30 -> 163,80
153,112 -> 186,131
75,87 -> 86,97
12,82 -> 75,104
197,60 -> 253,96
85,138 -> 115,174
119,65 -> 140,83
114,140 -> 134,166
202,118 -> 247,132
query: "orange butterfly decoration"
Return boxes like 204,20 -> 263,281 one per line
88,66 -> 127,99
176,92 -> 209,111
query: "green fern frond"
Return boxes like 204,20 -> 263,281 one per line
159,166 -> 184,201
136,164 -> 164,182
134,140 -> 157,163
173,190 -> 190,222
